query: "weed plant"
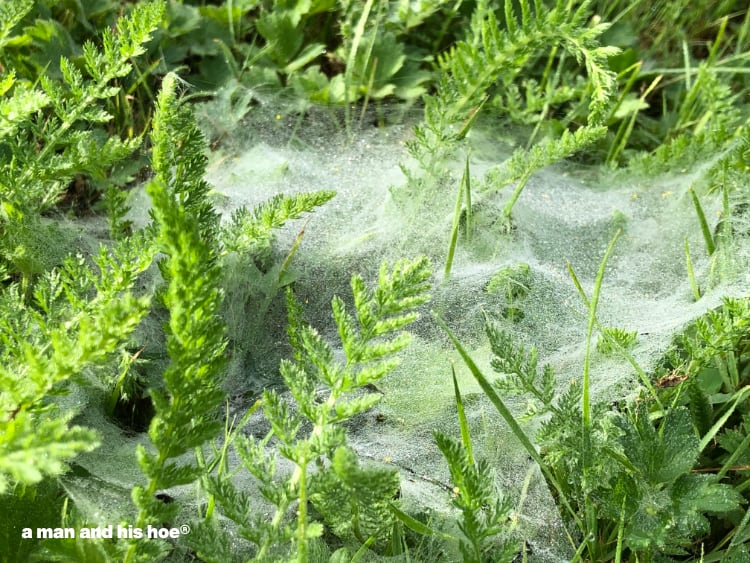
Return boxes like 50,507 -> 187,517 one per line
433,219 -> 750,561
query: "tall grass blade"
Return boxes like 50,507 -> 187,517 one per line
463,155 -> 472,243
699,386 -> 750,453
614,496 -> 626,563
689,187 -> 716,255
344,0 -> 375,139
568,262 -> 662,407
451,363 -> 473,465
581,230 -> 621,429
388,503 -> 455,541
577,229 -> 620,559
433,313 -> 583,535
444,161 -> 468,278
685,237 -> 701,301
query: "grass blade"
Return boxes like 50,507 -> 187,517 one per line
567,263 -> 662,408
699,386 -> 750,453
685,237 -> 701,301
444,160 -> 468,278
463,154 -> 472,243
433,312 -> 583,535
581,230 -> 621,429
388,503 -> 455,541
689,187 -> 716,256
451,363 -> 473,465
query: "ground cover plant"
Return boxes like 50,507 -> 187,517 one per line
2,0 -> 750,561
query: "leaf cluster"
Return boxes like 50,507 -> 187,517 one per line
407,0 -> 617,180
0,236 -> 153,495
434,432 -> 517,562
481,304 -> 745,560
604,405 -> 743,554
0,1 -> 163,287
205,257 -> 430,560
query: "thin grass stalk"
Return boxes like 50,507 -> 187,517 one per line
358,58 -> 378,130
689,187 -> 716,255
463,155 -> 472,243
581,230 -> 621,430
614,495 -> 626,563
452,364 -> 473,465
355,2 -> 383,131
699,386 -> 750,453
388,503 -> 455,541
445,163 -> 467,278
527,47 -> 564,148
513,465 -> 535,534
606,73 -> 662,166
707,17 -> 729,66
606,61 -> 642,122
454,96 -> 487,141
735,7 -> 750,57
226,0 -> 235,45
685,237 -> 701,301
718,426 -> 750,480
569,534 -> 594,562
502,171 -> 532,220
727,499 -> 750,554
683,39 -> 692,91
349,530 -> 381,562
577,229 -> 620,559
720,180 -> 732,246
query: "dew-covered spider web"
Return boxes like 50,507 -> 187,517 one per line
69,93 -> 750,561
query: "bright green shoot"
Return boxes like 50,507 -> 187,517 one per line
445,154 -> 472,278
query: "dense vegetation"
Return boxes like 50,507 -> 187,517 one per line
1,0 -> 750,561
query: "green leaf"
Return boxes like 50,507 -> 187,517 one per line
619,406 -> 699,484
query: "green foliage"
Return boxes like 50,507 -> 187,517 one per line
1,1 -> 750,561
0,478 -> 67,563
434,432 -> 518,562
485,125 -> 607,221
206,257 -> 430,561
311,445 -> 401,542
609,405 -> 742,553
615,11 -> 749,170
596,326 -> 637,356
123,73 -> 228,562
0,1 -> 163,287
442,247 -> 748,560
0,0 -> 162,213
659,298 -> 750,451
485,262 -> 532,321
487,320 -> 555,419
223,191 -> 335,257
482,324 -> 745,559
681,297 -> 750,389
0,239 -> 153,494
